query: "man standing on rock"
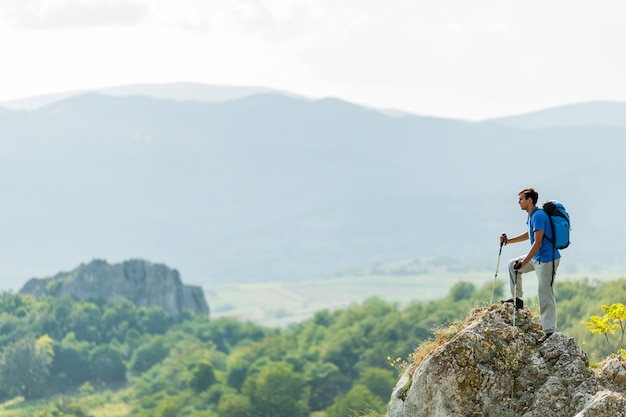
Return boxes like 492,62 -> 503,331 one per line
500,187 -> 560,344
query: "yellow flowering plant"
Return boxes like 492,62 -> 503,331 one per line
582,303 -> 626,356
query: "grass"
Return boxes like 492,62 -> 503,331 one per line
0,397 -> 46,416
0,392 -> 133,417
91,402 -> 132,417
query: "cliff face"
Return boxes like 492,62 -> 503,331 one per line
387,304 -> 626,417
20,259 -> 209,318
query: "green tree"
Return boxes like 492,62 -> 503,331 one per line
125,328 -> 143,351
0,292 -> 36,316
305,361 -> 349,411
132,366 -> 167,399
226,346 -> 257,391
154,396 -> 182,417
90,344 -> 126,384
603,303 -> 626,352
189,361 -> 217,393
243,361 -> 309,417
449,281 -> 475,301
38,315 -> 63,341
138,306 -> 172,335
0,313 -> 24,346
69,302 -> 102,342
51,333 -> 91,385
322,324 -> 366,378
356,367 -> 396,403
130,336 -> 169,374
325,384 -> 386,417
193,316 -> 269,353
0,335 -> 54,399
102,298 -> 139,338
582,303 -> 626,356
218,394 -> 254,417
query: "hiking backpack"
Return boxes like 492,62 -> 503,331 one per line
541,200 -> 571,249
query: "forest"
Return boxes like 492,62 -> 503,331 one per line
0,277 -> 625,417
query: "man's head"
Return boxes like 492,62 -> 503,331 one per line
518,187 -> 538,204
518,187 -> 538,212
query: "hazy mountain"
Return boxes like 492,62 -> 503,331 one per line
488,100 -> 626,129
0,82 -> 289,110
1,90 -> 625,291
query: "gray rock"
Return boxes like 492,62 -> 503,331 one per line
19,259 -> 209,318
387,304 -> 626,417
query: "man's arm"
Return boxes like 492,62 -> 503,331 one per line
517,229 -> 544,269
501,231 -> 529,245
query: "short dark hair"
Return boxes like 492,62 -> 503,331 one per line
518,188 -> 538,205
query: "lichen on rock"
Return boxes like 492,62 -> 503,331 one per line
387,304 -> 626,417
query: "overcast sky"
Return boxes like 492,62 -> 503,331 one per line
1,0 -> 625,120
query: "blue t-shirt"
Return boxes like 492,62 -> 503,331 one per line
527,207 -> 561,262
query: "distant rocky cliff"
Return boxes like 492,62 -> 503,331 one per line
387,304 -> 626,417
19,259 -> 209,318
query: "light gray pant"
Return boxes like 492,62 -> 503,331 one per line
508,256 -> 560,333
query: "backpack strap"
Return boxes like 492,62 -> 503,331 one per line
535,207 -> 557,285
549,215 -> 556,285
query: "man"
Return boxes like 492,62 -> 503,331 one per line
500,187 -> 560,344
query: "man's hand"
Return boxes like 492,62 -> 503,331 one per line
513,260 -> 523,270
500,233 -> 508,245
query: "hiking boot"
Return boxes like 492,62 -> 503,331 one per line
500,298 -> 524,310
537,332 -> 554,345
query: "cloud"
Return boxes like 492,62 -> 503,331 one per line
2,0 -> 626,120
157,0 -> 314,41
0,0 -> 148,29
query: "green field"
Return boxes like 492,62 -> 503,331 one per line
203,269 -> 622,327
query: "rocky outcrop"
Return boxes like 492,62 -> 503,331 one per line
387,304 -> 626,417
20,259 -> 209,318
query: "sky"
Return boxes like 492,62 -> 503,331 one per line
1,0 -> 626,120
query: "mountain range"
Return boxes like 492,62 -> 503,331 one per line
1,83 -> 625,290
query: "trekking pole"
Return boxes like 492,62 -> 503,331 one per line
489,235 -> 506,305
513,268 -> 519,328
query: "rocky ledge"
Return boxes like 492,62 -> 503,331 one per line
387,304 -> 626,417
20,259 -> 209,318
